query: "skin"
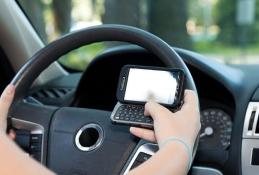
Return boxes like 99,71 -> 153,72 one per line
0,84 -> 200,175
0,85 -> 55,175
128,90 -> 200,175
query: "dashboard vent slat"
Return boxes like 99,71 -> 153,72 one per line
248,110 -> 256,131
255,114 -> 259,134
32,88 -> 72,99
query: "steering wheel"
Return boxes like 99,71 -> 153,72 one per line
10,25 -> 198,175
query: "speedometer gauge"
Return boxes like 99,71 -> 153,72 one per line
199,108 -> 232,150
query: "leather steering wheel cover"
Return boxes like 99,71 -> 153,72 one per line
11,24 -> 196,100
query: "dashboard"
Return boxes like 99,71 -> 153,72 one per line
28,45 -> 259,175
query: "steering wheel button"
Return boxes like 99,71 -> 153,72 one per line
30,134 -> 42,143
136,152 -> 152,162
130,161 -> 142,170
30,145 -> 41,152
31,153 -> 41,161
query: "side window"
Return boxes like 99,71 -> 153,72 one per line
17,0 -> 105,71
18,0 -> 73,43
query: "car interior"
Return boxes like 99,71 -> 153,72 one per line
1,0 -> 259,175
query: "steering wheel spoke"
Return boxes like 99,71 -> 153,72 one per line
9,101 -> 57,164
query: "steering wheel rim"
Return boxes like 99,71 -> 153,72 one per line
11,24 -> 196,99
10,24 -> 199,174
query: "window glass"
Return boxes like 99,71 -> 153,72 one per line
17,0 -> 259,71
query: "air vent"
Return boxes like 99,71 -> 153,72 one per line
248,110 -> 256,131
243,102 -> 259,138
32,88 -> 72,99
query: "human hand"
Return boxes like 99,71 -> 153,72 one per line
130,90 -> 200,150
0,84 -> 15,134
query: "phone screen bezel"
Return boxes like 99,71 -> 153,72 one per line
116,65 -> 185,108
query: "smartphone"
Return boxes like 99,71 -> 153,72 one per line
117,65 -> 185,107
111,65 -> 185,127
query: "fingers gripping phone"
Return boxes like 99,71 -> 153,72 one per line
110,65 -> 185,128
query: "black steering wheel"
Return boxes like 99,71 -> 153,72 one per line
10,25 -> 198,175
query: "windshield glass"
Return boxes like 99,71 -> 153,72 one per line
17,0 -> 259,71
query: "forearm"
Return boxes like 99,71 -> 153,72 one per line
0,133 -> 55,175
128,142 -> 189,175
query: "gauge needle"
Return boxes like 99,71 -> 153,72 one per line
200,126 -> 214,138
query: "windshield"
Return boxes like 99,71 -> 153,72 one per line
17,0 -> 259,71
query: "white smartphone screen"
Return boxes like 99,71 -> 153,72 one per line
124,68 -> 178,105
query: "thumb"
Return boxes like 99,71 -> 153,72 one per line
0,85 -> 15,124
144,101 -> 172,121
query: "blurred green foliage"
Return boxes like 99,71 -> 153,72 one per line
195,41 -> 259,54
216,0 -> 259,46
58,43 -> 105,71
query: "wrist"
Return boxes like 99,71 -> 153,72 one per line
0,130 -> 7,138
160,141 -> 190,172
159,137 -> 193,170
